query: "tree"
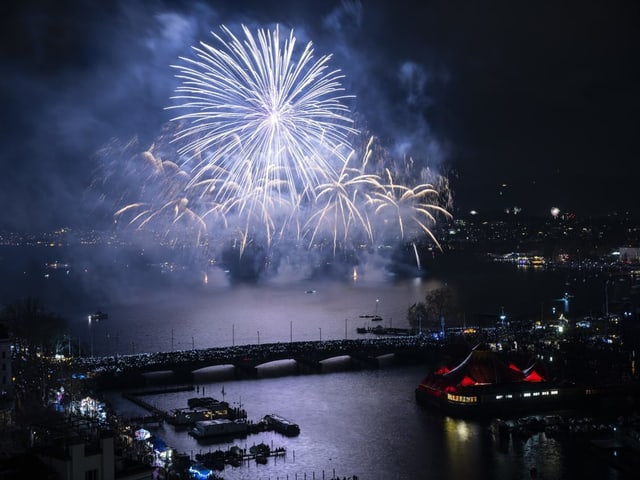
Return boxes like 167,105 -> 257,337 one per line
407,286 -> 455,333
0,297 -> 67,354
407,302 -> 428,333
425,286 -> 454,326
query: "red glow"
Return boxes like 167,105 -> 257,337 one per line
524,370 -> 545,382
460,375 -> 476,387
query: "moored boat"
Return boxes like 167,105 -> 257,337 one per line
261,414 -> 300,436
190,418 -> 249,439
169,403 -> 229,425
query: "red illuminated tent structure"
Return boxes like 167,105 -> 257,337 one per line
414,344 -> 581,417
440,346 -> 531,386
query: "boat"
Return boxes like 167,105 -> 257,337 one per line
190,419 -> 249,439
371,315 -> 383,322
89,311 -> 108,322
261,414 -> 300,436
168,404 -> 229,425
187,397 -> 220,408
305,289 -> 317,294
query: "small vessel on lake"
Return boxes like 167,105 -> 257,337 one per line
190,419 -> 249,439
261,413 -> 300,436
89,311 -> 108,322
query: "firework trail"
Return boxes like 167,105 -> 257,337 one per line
103,24 -> 451,276
113,144 -> 207,242
305,151 -> 379,254
368,168 -> 451,249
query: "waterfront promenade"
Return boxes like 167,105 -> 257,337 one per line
67,336 -> 450,388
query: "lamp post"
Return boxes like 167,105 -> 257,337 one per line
257,330 -> 260,345
87,315 -> 94,358
318,327 -> 322,342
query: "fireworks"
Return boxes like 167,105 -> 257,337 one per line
106,24 -> 451,275
368,168 -> 451,249
168,24 -> 355,208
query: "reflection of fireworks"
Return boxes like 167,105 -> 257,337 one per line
103,25 -> 452,276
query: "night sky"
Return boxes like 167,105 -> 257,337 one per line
1,0 -> 639,231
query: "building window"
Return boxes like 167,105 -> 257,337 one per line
85,469 -> 98,480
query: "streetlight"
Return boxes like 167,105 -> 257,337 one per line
257,330 -> 260,345
87,315 -> 94,357
318,327 -> 322,342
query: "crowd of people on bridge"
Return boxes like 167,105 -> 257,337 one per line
64,335 -> 439,378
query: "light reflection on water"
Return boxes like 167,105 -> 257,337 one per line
57,251 -> 610,357
77,276 -> 441,356
4,247 -> 632,478
105,365 -> 626,480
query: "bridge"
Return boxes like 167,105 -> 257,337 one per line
70,337 -> 460,388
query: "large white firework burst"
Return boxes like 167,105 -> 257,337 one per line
168,24 -> 356,211
107,24 -> 452,271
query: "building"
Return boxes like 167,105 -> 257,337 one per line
618,246 -> 640,264
33,431 -> 154,480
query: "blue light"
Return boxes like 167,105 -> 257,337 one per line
188,463 -> 213,480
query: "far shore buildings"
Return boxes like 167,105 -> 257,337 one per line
618,246 -> 640,264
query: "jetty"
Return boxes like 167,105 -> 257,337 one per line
195,442 -> 286,469
122,392 -> 170,423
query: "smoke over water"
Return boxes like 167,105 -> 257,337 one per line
4,2 -> 452,285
